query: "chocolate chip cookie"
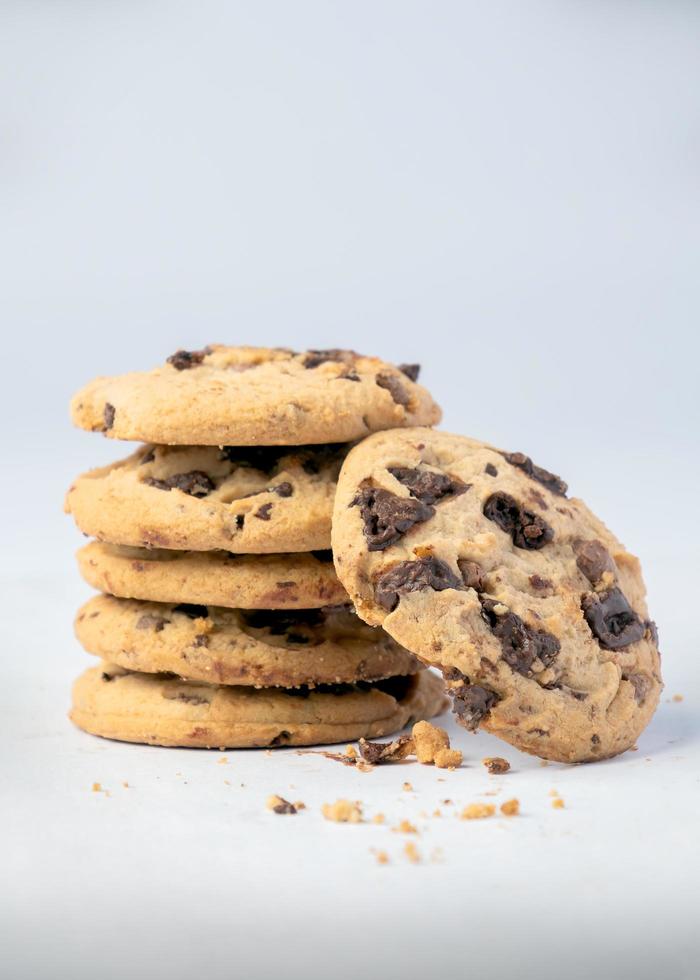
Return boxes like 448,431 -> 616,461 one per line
75,594 -> 422,688
70,346 -> 440,446
65,442 -> 347,553
331,428 -> 662,763
77,542 -> 347,609
70,662 -> 446,748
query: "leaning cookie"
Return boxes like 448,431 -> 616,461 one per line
70,346 -> 440,446
77,542 -> 347,609
331,428 -> 662,763
65,443 -> 346,553
70,663 -> 446,748
75,594 -> 422,688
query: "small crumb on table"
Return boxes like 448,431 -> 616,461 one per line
267,794 -> 299,815
483,757 -> 510,775
322,799 -> 363,823
500,798 -> 520,817
461,803 -> 496,820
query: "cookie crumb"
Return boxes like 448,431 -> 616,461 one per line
552,797 -> 565,809
344,745 -> 358,759
216,756 -> 228,765
432,808 -> 442,818
372,813 -> 385,825
122,781 -> 129,789
293,801 -> 306,811
404,842 -> 421,864
91,782 -> 102,793
402,781 -> 413,792
672,694 -> 684,703
434,747 -> 463,769
267,794 -> 298,815
412,721 -> 462,767
500,798 -> 520,817
356,760 -> 375,773
483,756 -> 510,775
373,849 -> 390,865
442,799 -> 453,806
393,819 -> 418,835
460,803 -> 496,820
322,799 -> 363,823
358,734 -> 414,765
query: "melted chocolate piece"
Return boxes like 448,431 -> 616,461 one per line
166,347 -> 210,370
375,372 -> 410,406
485,462 -> 498,477
502,451 -> 568,497
103,403 -> 115,430
449,675 -> 499,730
457,559 -> 485,592
172,603 -> 209,619
144,470 -> 215,498
529,574 -> 553,591
352,485 -> 434,551
389,466 -> 469,505
135,613 -> 167,631
480,599 -> 560,676
483,492 -> 554,550
255,502 -> 273,520
273,482 -> 293,497
375,557 -> 463,612
397,363 -> 420,382
303,349 -> 353,369
581,588 -> 645,650
358,734 -> 414,764
573,539 -> 614,585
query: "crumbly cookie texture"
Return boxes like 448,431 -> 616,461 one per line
76,541 -> 347,610
331,428 -> 662,763
65,443 -> 347,553
69,663 -> 446,748
70,346 -> 441,446
75,594 -> 422,688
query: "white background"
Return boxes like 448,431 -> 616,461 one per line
1,2 -> 699,979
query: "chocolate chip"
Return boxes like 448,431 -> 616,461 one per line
255,502 -> 273,520
398,363 -> 420,382
273,482 -> 293,497
358,734 -> 414,764
103,403 -> 115,430
485,462 -> 498,477
144,470 -> 215,498
624,672 -> 652,705
529,574 -> 553,591
573,539 -> 614,585
352,485 -> 433,551
591,733 -> 601,746
375,557 -> 463,612
480,599 -> 560,676
502,451 -> 568,497
339,371 -> 360,382
303,349 -> 353,369
581,588 -> 645,650
388,467 -> 469,505
450,681 -> 499,730
483,492 -> 554,550
101,671 -> 115,682
166,347 -> 210,370
136,614 -> 167,631
457,559 -> 485,592
375,372 -> 410,407
172,603 -> 209,619
193,634 -> 209,648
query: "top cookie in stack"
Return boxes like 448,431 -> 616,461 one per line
66,346 -> 446,749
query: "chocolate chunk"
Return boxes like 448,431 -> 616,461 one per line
623,672 -> 652,705
502,451 -> 568,497
352,485 -> 433,551
375,372 -> 410,407
166,347 -> 209,370
375,557 -> 463,612
255,503 -> 273,520
303,349 -> 353,369
529,574 -> 553,591
483,492 -> 554,550
573,539 -> 614,585
101,671 -> 115,682
581,588 -> 645,650
172,603 -> 209,619
485,462 -> 498,477
273,482 -> 293,497
270,797 -> 298,814
450,682 -> 499,730
103,403 -> 115,430
398,363 -> 420,382
480,599 -> 560,676
388,466 -> 469,505
358,734 -> 414,764
457,559 -> 485,592
144,470 -> 215,498
135,613 -> 167,631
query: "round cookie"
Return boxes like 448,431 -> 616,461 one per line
70,662 -> 446,748
331,428 -> 662,763
75,594 -> 422,688
70,346 -> 441,446
77,542 -> 347,609
65,442 -> 346,553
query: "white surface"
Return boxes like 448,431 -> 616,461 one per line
2,1 -> 700,978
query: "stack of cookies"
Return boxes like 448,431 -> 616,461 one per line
66,346 -> 446,749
